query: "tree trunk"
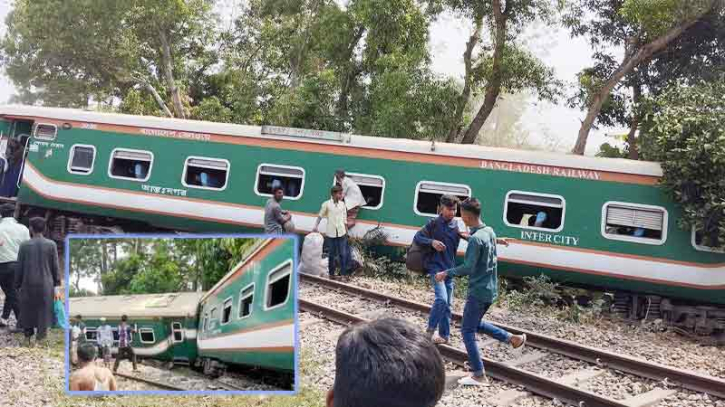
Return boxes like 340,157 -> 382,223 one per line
335,26 -> 366,125
571,9 -> 713,155
446,13 -> 484,143
158,29 -> 186,119
290,0 -> 322,88
460,0 -> 507,145
627,83 -> 641,160
136,76 -> 174,117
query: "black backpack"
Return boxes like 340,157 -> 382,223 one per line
406,220 -> 438,274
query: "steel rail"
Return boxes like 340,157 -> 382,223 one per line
115,372 -> 187,391
300,273 -> 725,399
300,298 -> 630,407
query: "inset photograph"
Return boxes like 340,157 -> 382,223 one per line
67,235 -> 297,395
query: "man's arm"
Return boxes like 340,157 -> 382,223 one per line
413,219 -> 445,251
312,203 -> 327,233
436,238 -> 482,281
108,374 -> 118,391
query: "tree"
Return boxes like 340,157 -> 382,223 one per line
567,0 -> 723,155
427,0 -> 562,144
1,0 -> 218,117
641,78 -> 725,248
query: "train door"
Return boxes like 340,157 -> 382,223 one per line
0,119 -> 55,202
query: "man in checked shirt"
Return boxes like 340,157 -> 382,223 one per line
112,314 -> 138,373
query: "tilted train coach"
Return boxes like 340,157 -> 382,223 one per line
3,105 -> 723,336
69,238 -> 296,375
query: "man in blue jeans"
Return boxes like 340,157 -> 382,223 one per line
313,185 -> 350,280
436,197 -> 526,386
413,195 -> 462,345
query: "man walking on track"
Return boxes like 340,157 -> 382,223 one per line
16,217 -> 61,346
413,194 -> 462,345
0,203 -> 30,331
435,198 -> 526,386
113,314 -> 138,373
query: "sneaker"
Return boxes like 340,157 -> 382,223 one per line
458,375 -> 489,386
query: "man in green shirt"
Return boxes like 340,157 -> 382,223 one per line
435,198 -> 526,386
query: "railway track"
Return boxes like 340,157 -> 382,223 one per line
299,273 -> 725,406
114,371 -> 187,391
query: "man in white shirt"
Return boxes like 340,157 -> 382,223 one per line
0,203 -> 30,330
312,185 -> 350,280
335,170 -> 366,230
97,317 -> 114,368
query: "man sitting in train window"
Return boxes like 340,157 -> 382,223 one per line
70,342 -> 117,391
335,170 -> 365,230
199,171 -> 221,188
0,140 -> 23,198
326,318 -> 445,407
133,162 -> 147,180
530,211 -> 547,228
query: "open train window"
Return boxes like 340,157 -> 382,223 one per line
85,328 -> 98,342
414,181 -> 471,217
265,260 -> 292,310
601,202 -> 667,245
109,149 -> 153,182
202,314 -> 208,333
172,322 -> 184,342
139,328 -> 155,344
67,144 -> 96,175
238,283 -> 254,319
332,173 -> 386,210
33,123 -> 57,141
504,191 -> 565,232
692,227 -> 725,253
255,164 -> 305,200
221,297 -> 233,325
182,157 -> 230,190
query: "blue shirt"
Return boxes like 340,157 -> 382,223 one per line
0,162 -> 20,197
446,224 -> 499,303
413,216 -> 461,274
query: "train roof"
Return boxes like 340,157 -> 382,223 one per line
69,291 -> 205,319
0,104 -> 663,177
200,238 -> 272,303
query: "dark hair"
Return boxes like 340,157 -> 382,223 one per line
272,186 -> 284,194
333,318 -> 445,407
121,314 -> 128,322
77,342 -> 97,363
29,217 -> 46,234
0,203 -> 15,218
439,194 -> 460,209
75,315 -> 82,320
331,185 -> 343,195
335,169 -> 345,178
461,197 -> 481,217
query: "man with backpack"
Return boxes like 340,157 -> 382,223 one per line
435,198 -> 526,386
411,195 -> 463,345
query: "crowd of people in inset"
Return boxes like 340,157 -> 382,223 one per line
68,314 -> 138,391
0,204 -> 62,346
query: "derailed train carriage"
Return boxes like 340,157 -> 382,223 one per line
70,292 -> 203,364
69,238 -> 296,375
2,104 -> 722,335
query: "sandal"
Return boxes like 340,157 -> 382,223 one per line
432,336 -> 449,345
511,334 -> 527,350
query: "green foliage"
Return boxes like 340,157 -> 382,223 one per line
620,0 -> 715,39
641,77 -> 725,248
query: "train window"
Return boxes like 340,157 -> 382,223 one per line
332,173 -> 386,210
504,191 -> 565,232
139,328 -> 156,344
255,164 -> 305,200
238,283 -> 254,319
172,322 -> 184,342
692,227 -> 725,253
182,157 -> 230,190
33,123 -> 57,141
85,328 -> 98,342
265,261 -> 292,310
202,314 -> 208,333
109,149 -> 153,182
601,202 -> 667,245
414,181 -> 471,217
68,144 -> 96,175
221,297 -> 233,325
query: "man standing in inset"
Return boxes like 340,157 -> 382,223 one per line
312,185 -> 350,280
264,185 -> 292,234
16,217 -> 61,346
0,203 -> 30,331
435,198 -> 526,386
334,170 -> 365,230
113,314 -> 138,373
98,317 -> 114,369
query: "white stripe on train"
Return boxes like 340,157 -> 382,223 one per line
197,323 -> 294,351
23,164 -> 725,288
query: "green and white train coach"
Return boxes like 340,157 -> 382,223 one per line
1,105 -> 723,335
70,292 -> 203,364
